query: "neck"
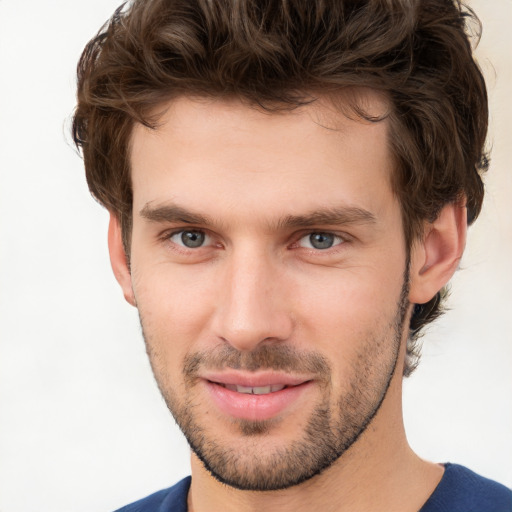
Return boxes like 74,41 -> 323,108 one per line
187,368 -> 443,512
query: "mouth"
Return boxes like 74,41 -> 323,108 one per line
202,373 -> 314,421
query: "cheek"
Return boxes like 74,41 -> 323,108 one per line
131,261 -> 219,358
293,265 -> 405,353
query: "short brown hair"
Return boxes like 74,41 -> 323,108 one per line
72,0 -> 488,376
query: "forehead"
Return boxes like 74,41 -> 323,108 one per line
129,92 -> 396,225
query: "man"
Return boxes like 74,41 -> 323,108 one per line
73,0 -> 512,510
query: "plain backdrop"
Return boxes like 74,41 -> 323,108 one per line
0,1 -> 511,511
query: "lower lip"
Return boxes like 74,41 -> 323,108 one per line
204,380 -> 313,421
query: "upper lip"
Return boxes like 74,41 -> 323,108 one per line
202,371 -> 312,388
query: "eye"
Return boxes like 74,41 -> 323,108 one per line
169,230 -> 210,248
298,232 -> 345,250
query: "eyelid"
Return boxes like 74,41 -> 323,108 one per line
165,228 -> 213,248
160,227 -> 351,251
293,230 -> 351,250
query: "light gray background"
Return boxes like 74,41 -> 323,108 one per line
0,1 -> 510,511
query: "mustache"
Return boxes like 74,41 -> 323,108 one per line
183,344 -> 331,379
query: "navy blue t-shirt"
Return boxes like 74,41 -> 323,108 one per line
114,464 -> 512,511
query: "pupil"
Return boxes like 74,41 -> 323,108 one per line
310,233 -> 334,249
181,231 -> 205,248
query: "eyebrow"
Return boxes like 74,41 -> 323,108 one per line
140,204 -> 212,225
139,202 -> 376,229
276,207 -> 377,229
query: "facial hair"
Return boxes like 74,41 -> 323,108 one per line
141,268 -> 410,491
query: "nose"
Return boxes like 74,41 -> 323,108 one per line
211,247 -> 294,352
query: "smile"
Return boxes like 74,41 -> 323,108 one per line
202,373 -> 314,421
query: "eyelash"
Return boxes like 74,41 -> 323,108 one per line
295,232 -> 347,251
162,228 -> 350,254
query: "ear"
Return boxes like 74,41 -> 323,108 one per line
107,212 -> 137,307
409,202 -> 467,305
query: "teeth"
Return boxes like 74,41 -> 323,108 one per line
252,386 -> 272,395
222,384 -> 286,394
236,385 -> 255,394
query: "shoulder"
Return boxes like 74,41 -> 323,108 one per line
421,463 -> 512,512
113,476 -> 191,512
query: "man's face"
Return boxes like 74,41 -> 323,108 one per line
127,94 -> 411,490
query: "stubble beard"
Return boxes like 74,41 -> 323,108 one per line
141,271 -> 410,492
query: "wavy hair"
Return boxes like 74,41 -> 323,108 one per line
73,0 -> 488,375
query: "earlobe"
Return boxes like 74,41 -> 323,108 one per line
107,212 -> 137,307
409,202 -> 467,305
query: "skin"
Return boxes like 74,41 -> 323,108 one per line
109,93 -> 467,512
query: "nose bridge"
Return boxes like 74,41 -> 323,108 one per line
213,243 -> 292,351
